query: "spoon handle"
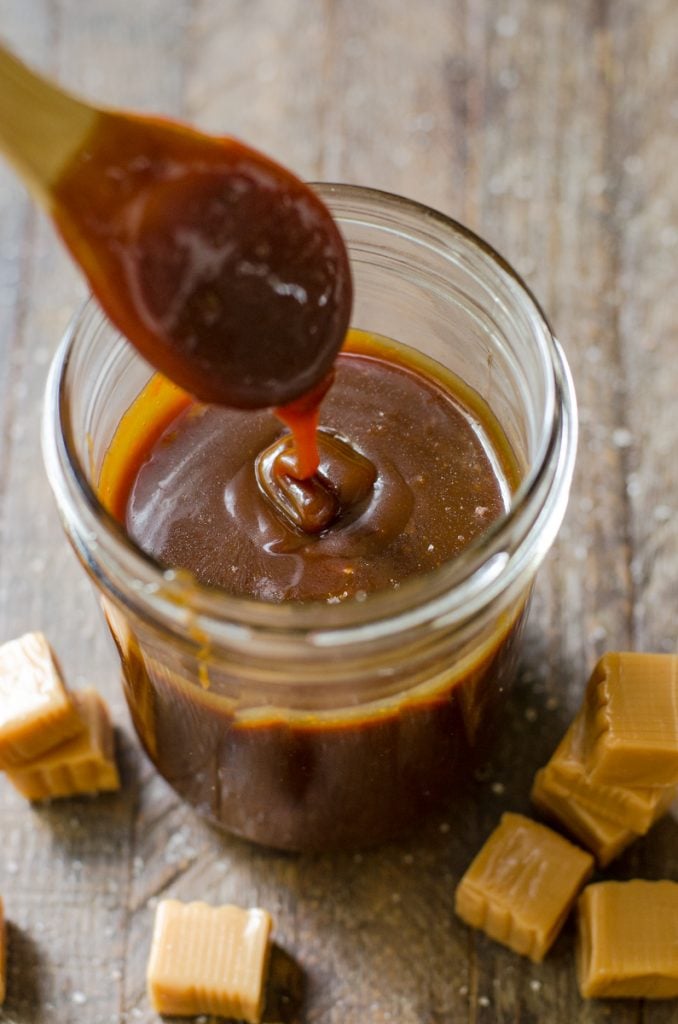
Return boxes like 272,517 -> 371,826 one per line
0,43 -> 97,203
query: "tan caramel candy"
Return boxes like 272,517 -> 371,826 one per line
582,652 -> 678,787
544,715 -> 676,832
455,812 -> 593,962
577,881 -> 678,998
5,689 -> 119,800
147,899 -> 273,1021
531,768 -> 638,867
0,632 -> 83,769
0,896 -> 5,1006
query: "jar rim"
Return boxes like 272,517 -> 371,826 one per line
42,183 -> 577,651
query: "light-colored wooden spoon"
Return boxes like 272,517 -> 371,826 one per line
0,43 -> 352,417
0,43 -> 96,203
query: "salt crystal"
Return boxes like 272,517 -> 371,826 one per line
626,474 -> 641,497
612,427 -> 633,448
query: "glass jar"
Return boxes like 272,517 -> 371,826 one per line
42,185 -> 577,851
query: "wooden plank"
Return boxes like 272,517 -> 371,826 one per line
0,2 -> 193,1021
607,5 -> 678,1023
119,4 -> 335,1020
0,1 -> 674,1022
185,0 -> 327,175
0,4 -> 42,596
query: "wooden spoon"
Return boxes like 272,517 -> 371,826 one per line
0,43 -> 352,412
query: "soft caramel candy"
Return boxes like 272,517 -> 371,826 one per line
455,812 -> 593,962
5,690 -> 119,800
544,716 -> 676,832
531,768 -> 638,867
582,652 -> 678,787
0,896 -> 5,1006
0,633 -> 84,769
147,900 -> 273,1022
577,881 -> 678,998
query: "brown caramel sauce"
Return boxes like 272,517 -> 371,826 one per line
100,330 -> 525,849
105,331 -> 517,603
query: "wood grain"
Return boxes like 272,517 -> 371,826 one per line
0,1 -> 676,1022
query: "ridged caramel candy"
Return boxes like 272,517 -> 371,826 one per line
5,689 -> 119,800
531,768 -> 638,867
147,900 -> 273,1022
0,896 -> 5,1006
0,633 -> 83,769
455,813 -> 593,962
577,881 -> 678,998
582,652 -> 678,787
543,715 -> 676,832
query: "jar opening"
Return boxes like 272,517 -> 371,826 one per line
43,185 -> 577,649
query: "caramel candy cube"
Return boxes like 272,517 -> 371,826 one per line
0,896 -> 5,1006
147,900 -> 273,1022
0,633 -> 84,769
582,652 -> 678,787
531,768 -> 638,867
577,881 -> 678,998
5,690 -> 119,800
455,812 -> 593,962
545,716 -> 676,832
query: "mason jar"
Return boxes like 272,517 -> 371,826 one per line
42,184 -> 577,851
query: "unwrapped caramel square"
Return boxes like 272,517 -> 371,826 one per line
582,652 -> 678,787
544,715 -> 676,832
577,881 -> 678,998
0,895 -> 5,1006
0,633 -> 84,769
5,689 -> 119,800
455,812 -> 593,962
147,899 -> 273,1022
531,768 -> 638,867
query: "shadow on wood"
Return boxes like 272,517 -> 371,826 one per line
4,920 -> 45,1020
263,943 -> 305,1024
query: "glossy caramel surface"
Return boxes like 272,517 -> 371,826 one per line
121,332 -> 515,602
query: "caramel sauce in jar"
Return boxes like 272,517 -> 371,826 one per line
99,330 -> 526,849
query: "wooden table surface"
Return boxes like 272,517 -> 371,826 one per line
0,2 -> 676,1022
